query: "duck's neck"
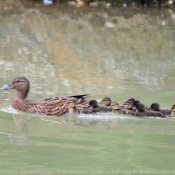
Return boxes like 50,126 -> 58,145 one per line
17,90 -> 28,100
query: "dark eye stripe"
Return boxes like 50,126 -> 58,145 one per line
13,80 -> 24,84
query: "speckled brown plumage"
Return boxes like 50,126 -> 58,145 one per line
0,77 -> 90,116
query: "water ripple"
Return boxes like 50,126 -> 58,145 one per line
0,106 -> 20,114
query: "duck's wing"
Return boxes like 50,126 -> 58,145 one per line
35,94 -> 90,116
12,98 -> 68,116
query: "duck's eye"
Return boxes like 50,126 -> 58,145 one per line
14,80 -> 20,83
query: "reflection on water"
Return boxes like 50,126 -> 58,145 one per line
0,114 -> 29,146
11,115 -> 29,145
0,0 -> 175,174
41,113 -> 121,127
1,112 -> 175,173
0,1 -> 175,102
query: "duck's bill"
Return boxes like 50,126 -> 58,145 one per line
0,83 -> 12,90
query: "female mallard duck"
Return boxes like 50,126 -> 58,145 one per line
135,103 -> 166,118
67,101 -> 92,114
151,103 -> 171,115
111,102 -> 126,114
89,100 -> 111,113
0,77 -> 90,116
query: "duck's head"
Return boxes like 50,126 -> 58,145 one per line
111,102 -> 119,110
123,101 -> 133,110
151,103 -> 160,111
89,100 -> 98,107
136,103 -> 145,112
0,77 -> 30,99
102,97 -> 111,106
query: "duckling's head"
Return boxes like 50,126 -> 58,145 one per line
89,100 -> 98,107
136,103 -> 145,112
133,100 -> 140,107
126,98 -> 135,103
67,101 -> 76,108
111,102 -> 119,110
123,101 -> 133,110
171,105 -> 175,113
102,97 -> 111,106
0,77 -> 30,98
151,103 -> 160,111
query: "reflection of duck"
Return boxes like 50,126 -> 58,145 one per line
89,100 -> 111,113
0,77 -> 90,116
11,114 -> 29,145
0,114 -> 29,145
111,102 -> 126,114
135,103 -> 166,118
151,103 -> 171,115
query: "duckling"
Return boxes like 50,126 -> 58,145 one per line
171,105 -> 175,116
133,100 -> 141,108
101,97 -> 112,111
102,97 -> 111,106
67,101 -> 78,114
111,102 -> 126,114
151,103 -> 171,115
126,98 -> 135,103
89,100 -> 111,113
0,77 -> 90,116
123,101 -> 136,115
67,101 -> 92,114
133,100 -> 152,111
135,103 -> 166,118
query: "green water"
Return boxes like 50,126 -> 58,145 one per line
0,1 -> 175,174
